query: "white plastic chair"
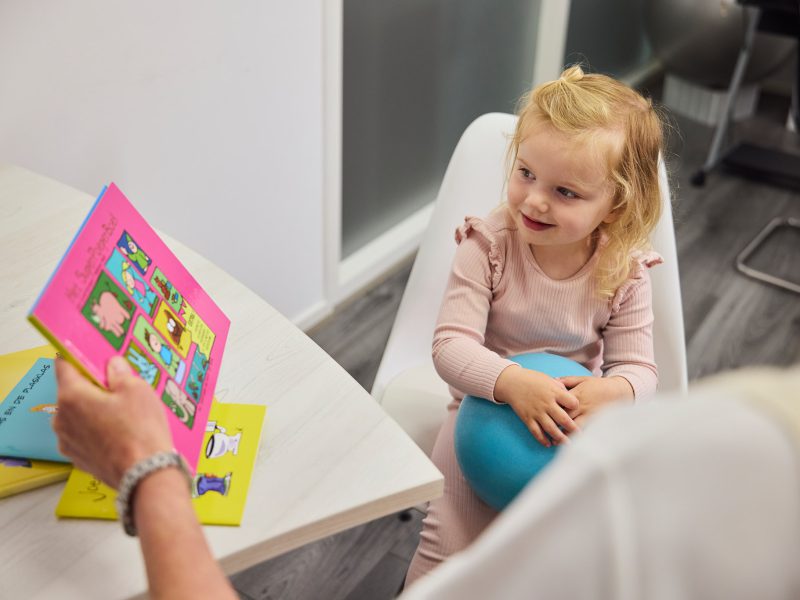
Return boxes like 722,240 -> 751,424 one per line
371,113 -> 688,456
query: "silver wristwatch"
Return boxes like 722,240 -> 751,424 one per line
115,450 -> 192,536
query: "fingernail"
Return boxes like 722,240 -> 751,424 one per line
110,356 -> 128,374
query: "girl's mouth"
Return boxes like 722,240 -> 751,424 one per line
521,213 -> 554,231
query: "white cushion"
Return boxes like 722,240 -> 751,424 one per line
381,365 -> 450,457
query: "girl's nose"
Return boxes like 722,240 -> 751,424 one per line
526,189 -> 548,212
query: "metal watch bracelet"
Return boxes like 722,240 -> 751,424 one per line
115,450 -> 192,536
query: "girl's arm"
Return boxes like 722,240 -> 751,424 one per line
561,267 -> 658,425
601,267 -> 658,397
432,222 -> 515,402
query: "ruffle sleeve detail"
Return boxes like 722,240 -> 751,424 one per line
455,216 -> 505,290
633,249 -> 663,269
611,250 -> 663,312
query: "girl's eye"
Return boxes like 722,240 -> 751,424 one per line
519,168 -> 534,180
558,187 -> 579,199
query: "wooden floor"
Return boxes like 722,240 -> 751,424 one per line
231,91 -> 800,599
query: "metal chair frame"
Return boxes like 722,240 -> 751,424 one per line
692,1 -> 800,295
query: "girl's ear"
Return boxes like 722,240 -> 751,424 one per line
602,206 -> 622,224
602,196 -> 625,224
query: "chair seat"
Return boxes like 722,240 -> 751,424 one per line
381,365 -> 451,457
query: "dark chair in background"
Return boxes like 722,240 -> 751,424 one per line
692,0 -> 800,295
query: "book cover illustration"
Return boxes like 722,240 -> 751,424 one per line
55,401 -> 266,526
0,457 -> 71,499
28,183 -> 230,472
0,345 -> 67,462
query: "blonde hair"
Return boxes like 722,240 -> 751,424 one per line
510,65 -> 665,298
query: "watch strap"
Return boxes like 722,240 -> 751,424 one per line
115,450 -> 192,536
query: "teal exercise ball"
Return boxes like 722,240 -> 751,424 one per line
454,352 -> 591,511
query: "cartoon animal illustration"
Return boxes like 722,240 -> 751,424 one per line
91,291 -> 130,337
204,421 -> 242,459
82,272 -> 134,350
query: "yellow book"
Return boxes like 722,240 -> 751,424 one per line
0,345 -> 71,498
55,401 -> 265,526
0,345 -> 58,395
0,458 -> 71,499
0,344 -> 71,464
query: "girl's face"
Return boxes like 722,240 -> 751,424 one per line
507,123 -> 619,260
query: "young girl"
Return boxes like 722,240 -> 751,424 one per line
405,65 -> 665,584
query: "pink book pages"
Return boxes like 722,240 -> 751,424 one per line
28,183 -> 230,472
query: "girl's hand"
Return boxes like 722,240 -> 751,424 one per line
494,365 -> 579,447
558,375 -> 634,428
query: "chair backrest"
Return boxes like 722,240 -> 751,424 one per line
649,160 -> 689,394
372,113 -> 688,401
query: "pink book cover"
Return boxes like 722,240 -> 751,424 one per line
28,183 -> 230,472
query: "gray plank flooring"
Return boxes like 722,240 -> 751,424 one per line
305,261 -> 414,392
233,510 -> 424,600
231,88 -> 800,599
667,92 -> 800,377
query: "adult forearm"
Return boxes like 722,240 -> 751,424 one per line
135,468 -> 237,600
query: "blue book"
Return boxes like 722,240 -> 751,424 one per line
0,346 -> 68,463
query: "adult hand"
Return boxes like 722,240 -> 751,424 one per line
559,375 -> 634,428
494,364 -> 579,447
53,356 -> 172,489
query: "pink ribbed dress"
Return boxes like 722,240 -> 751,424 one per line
405,208 -> 660,585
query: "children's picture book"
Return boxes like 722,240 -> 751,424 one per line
28,184 -> 230,472
0,457 -> 71,499
55,401 -> 265,526
0,345 -> 68,462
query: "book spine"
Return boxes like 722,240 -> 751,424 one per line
28,185 -> 108,313
26,315 -> 104,389
0,470 -> 71,499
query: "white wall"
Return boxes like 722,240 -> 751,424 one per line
0,1 -> 326,325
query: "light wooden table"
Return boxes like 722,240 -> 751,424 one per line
0,165 -> 443,599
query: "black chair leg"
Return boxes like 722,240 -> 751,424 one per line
692,6 -> 762,187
